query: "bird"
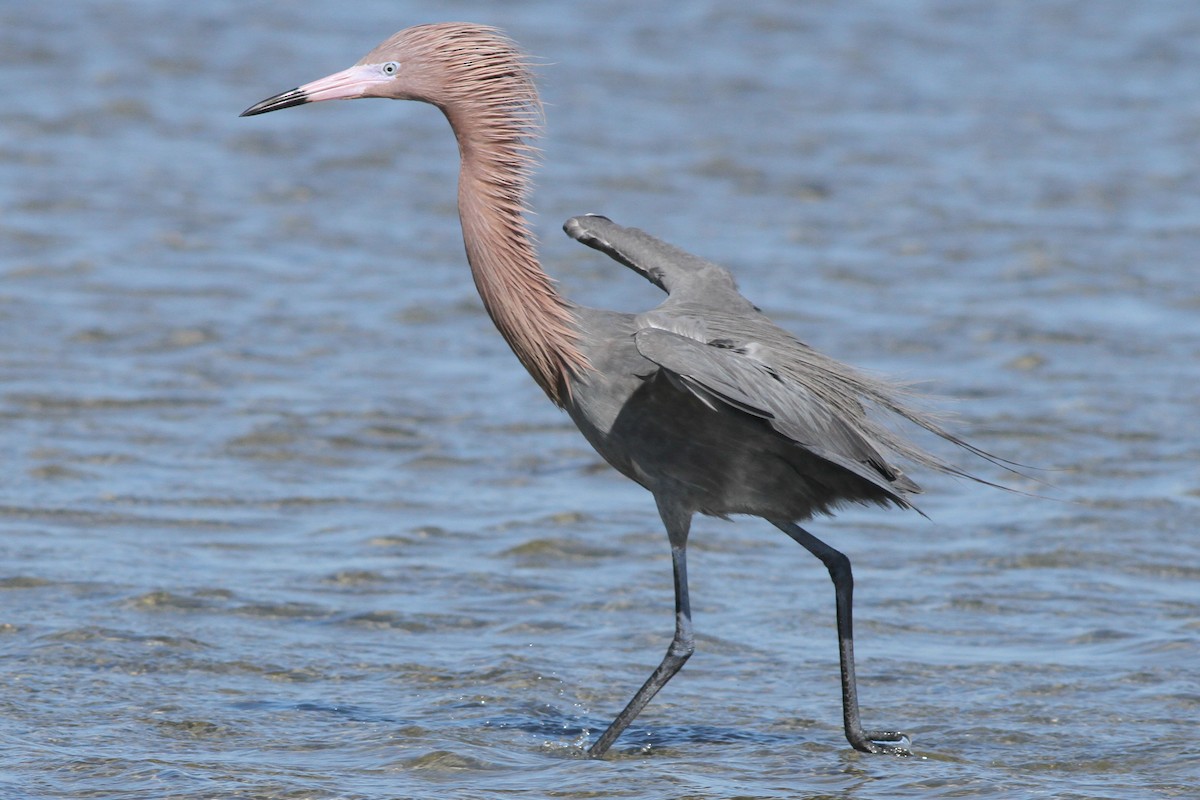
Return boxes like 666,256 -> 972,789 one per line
242,22 -> 1013,758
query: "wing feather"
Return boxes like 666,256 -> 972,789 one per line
633,327 -> 918,498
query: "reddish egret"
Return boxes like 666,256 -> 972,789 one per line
243,23 -> 1008,757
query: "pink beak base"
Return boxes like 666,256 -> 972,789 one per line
241,64 -> 389,117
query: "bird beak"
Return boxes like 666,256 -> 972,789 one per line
240,64 -> 390,117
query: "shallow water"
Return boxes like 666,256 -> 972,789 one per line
1,1 -> 1198,798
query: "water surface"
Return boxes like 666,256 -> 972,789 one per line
1,1 -> 1197,798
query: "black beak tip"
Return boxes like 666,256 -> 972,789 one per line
239,88 -> 308,118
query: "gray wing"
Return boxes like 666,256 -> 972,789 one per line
568,213 -> 1017,493
633,327 -> 920,498
564,214 -> 737,295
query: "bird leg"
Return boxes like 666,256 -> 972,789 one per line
588,505 -> 694,757
772,520 -> 911,755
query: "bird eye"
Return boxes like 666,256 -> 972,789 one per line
381,61 -> 399,76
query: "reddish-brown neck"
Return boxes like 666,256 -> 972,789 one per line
443,109 -> 588,408
376,24 -> 588,405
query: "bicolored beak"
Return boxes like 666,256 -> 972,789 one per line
240,64 -> 392,117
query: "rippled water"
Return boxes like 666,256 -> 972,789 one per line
2,1 -> 1198,798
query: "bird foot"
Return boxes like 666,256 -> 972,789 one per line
851,729 -> 912,756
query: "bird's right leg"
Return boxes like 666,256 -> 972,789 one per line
771,520 -> 911,755
587,500 -> 694,758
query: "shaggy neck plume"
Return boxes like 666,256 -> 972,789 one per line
409,24 -> 588,407
453,127 -> 585,408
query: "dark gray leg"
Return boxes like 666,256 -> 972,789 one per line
588,501 -> 694,757
772,520 -> 910,755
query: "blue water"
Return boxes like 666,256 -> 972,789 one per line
1,1 -> 1197,798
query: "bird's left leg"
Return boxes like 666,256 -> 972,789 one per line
587,499 -> 694,757
771,519 -> 911,755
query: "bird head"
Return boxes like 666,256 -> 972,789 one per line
240,23 -> 536,118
